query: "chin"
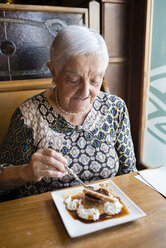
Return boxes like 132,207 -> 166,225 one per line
70,100 -> 92,113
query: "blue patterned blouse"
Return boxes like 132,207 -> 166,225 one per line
0,90 -> 137,199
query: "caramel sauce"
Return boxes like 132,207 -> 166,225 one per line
66,192 -> 129,224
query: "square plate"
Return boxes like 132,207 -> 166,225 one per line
51,180 -> 146,238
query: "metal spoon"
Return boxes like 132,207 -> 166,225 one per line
65,165 -> 93,189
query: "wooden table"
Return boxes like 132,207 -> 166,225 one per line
0,172 -> 166,248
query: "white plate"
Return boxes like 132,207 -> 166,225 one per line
51,180 -> 146,238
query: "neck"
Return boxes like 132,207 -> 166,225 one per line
55,88 -> 85,116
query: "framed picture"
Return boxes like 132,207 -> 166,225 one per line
0,4 -> 88,81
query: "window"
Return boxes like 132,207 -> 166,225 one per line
141,0 -> 166,167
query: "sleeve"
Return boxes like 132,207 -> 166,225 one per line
114,100 -> 137,174
0,107 -> 37,167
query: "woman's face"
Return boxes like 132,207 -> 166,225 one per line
51,54 -> 106,114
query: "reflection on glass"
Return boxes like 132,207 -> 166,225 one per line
0,8 -> 84,81
142,0 -> 166,167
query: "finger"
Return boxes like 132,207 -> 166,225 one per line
37,148 -> 68,171
44,156 -> 67,172
38,148 -> 67,164
40,169 -> 67,178
41,164 -> 58,171
33,150 -> 67,173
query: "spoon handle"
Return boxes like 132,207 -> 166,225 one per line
65,165 -> 88,188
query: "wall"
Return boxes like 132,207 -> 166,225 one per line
102,0 -> 129,102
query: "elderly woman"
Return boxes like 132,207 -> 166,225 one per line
0,25 -> 137,201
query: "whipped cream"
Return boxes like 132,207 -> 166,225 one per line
77,202 -> 100,221
64,196 -> 79,211
104,199 -> 123,215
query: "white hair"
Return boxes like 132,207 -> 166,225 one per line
50,25 -> 109,75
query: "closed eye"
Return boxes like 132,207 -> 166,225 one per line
65,75 -> 81,84
90,77 -> 103,85
90,79 -> 98,84
69,79 -> 80,84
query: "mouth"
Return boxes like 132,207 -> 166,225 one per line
74,97 -> 89,102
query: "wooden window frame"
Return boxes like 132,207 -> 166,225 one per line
139,0 -> 154,168
127,0 -> 149,170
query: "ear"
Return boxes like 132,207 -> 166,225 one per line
46,61 -> 56,81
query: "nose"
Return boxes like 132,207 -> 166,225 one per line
79,79 -> 90,97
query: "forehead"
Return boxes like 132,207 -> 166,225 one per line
62,54 -> 106,76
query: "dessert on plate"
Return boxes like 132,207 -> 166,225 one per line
64,183 -> 128,222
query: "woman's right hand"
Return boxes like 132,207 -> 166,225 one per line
24,148 -> 68,182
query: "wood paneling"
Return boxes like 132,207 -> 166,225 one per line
102,0 -> 129,102
127,0 -> 147,169
0,79 -> 52,143
104,63 -> 127,100
89,0 -> 100,32
102,3 -> 128,57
